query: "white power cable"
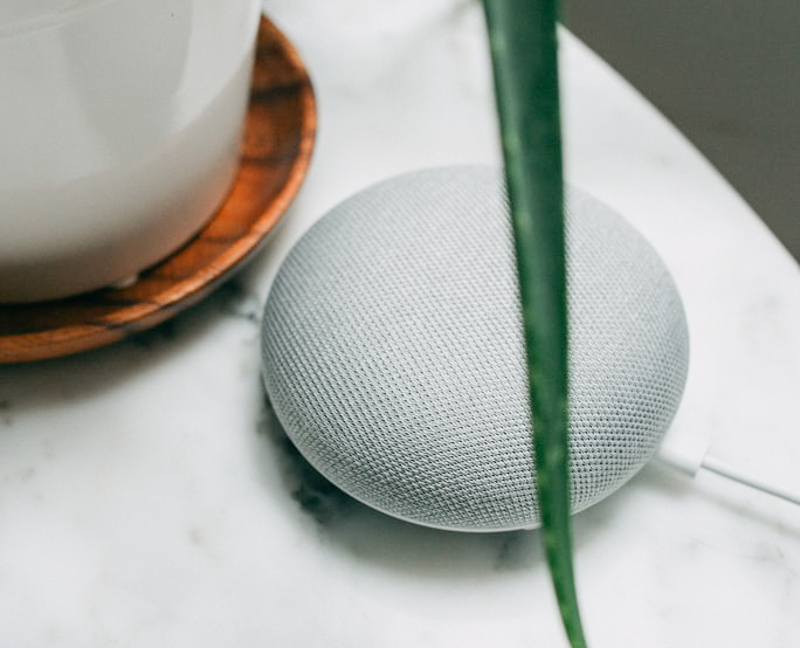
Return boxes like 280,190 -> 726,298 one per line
700,455 -> 800,507
657,435 -> 800,507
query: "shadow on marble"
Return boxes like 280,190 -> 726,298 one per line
0,276 -> 263,417
256,396 -> 544,576
257,393 -> 800,584
254,394 -> 665,584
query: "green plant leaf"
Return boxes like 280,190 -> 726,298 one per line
482,1 -> 587,646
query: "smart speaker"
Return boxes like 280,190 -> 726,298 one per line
261,166 -> 689,532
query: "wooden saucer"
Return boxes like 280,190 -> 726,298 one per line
0,16 -> 316,364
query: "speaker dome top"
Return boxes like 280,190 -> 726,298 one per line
261,166 -> 689,531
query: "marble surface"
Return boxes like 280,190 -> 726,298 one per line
2,1 -> 800,645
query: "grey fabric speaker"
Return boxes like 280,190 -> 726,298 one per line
261,166 -> 689,532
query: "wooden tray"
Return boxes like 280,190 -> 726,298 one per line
0,16 -> 316,364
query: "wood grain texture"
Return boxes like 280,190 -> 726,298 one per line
0,16 -> 316,363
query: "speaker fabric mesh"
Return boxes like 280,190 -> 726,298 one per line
261,166 -> 689,531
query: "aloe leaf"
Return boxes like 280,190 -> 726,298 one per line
482,1 -> 587,646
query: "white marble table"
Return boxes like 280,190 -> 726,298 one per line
2,1 -> 799,645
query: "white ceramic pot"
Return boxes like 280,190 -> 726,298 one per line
0,0 -> 262,302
